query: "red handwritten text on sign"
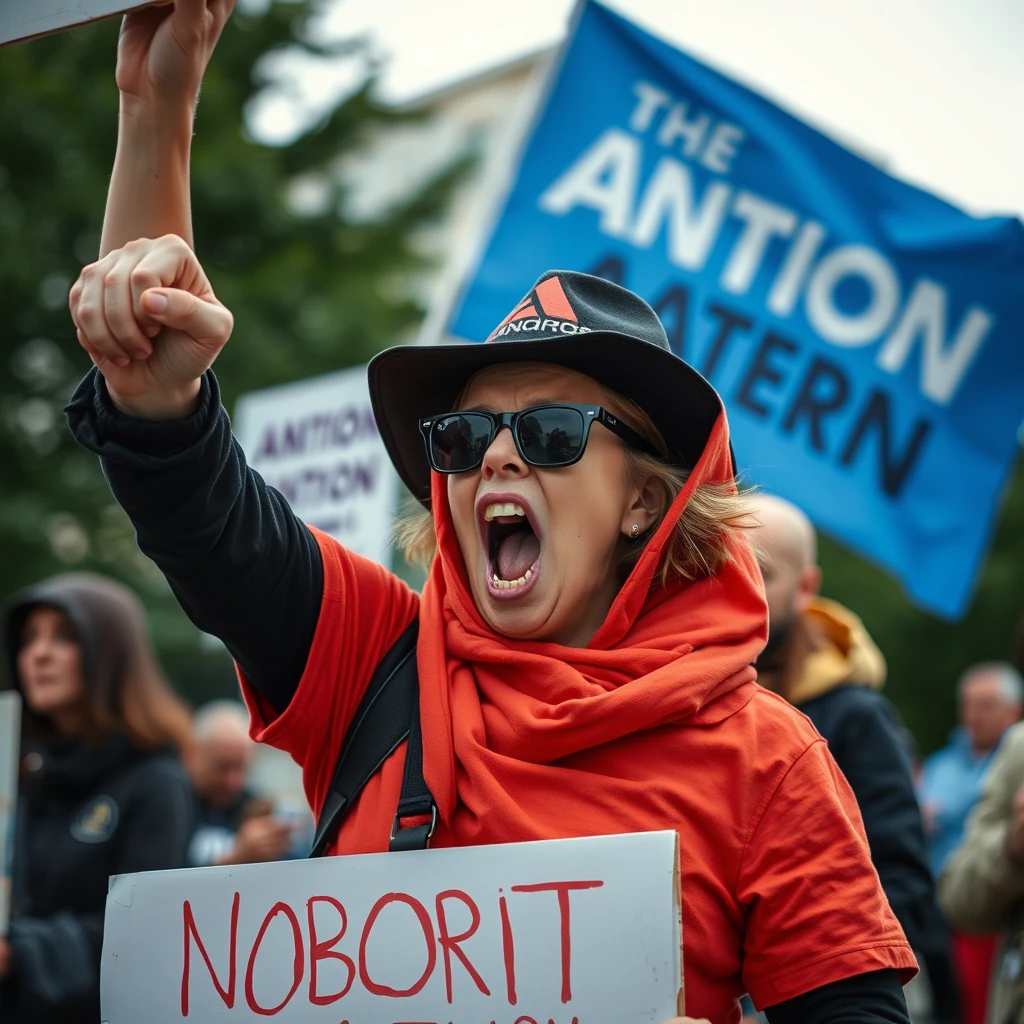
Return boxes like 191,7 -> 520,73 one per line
181,880 -> 604,1017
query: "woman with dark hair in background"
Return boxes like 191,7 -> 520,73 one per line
0,573 -> 194,1023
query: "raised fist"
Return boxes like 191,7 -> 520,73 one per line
69,234 -> 233,418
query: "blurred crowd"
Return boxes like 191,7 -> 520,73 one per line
0,497 -> 1022,1023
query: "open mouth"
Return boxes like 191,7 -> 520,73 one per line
480,497 -> 541,598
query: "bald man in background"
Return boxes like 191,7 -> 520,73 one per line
186,701 -> 292,866
751,494 -> 957,1022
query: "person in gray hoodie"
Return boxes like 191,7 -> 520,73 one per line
0,574 -> 193,1023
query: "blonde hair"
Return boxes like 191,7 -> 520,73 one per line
395,382 -> 756,585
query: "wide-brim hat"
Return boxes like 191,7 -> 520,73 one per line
368,270 -> 723,504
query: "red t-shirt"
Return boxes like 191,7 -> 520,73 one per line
241,411 -> 914,1019
241,536 -> 915,1019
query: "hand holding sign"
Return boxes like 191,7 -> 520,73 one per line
116,0 -> 234,115
102,1 -> 235,259
69,235 -> 233,418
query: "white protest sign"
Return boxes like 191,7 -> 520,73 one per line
0,0 -> 156,47
234,365 -> 399,567
102,831 -> 683,1023
0,692 -> 21,936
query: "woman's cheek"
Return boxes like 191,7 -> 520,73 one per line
448,479 -> 479,569
63,650 -> 85,694
559,504 -> 605,584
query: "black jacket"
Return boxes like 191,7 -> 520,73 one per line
799,685 -> 933,947
1,732 -> 192,1023
799,684 -> 959,1022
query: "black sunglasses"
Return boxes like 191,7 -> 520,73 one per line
419,403 -> 662,474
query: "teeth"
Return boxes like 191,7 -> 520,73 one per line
492,570 -> 532,590
483,502 -> 526,521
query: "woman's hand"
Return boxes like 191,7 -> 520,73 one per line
69,235 -> 233,419
116,0 -> 236,116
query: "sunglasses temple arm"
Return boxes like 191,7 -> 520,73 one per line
602,413 -> 662,459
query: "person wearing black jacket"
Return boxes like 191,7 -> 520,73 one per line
750,494 -> 959,1022
0,574 -> 194,1023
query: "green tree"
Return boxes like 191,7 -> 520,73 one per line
0,2 -> 461,699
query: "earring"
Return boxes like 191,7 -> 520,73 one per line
631,524 -> 640,537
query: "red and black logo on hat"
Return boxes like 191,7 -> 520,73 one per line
487,275 -> 594,342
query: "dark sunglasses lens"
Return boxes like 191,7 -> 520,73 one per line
429,413 -> 493,472
517,407 -> 586,466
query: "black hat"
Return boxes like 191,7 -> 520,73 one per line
368,270 -> 722,503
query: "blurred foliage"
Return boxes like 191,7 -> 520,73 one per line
0,1 -> 463,701
0,4 -> 1020,750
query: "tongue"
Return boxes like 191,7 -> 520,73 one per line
497,531 -> 540,580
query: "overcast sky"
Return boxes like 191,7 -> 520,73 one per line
253,0 -> 1024,220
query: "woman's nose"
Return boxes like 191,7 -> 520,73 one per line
24,637 -> 52,661
480,424 -> 527,480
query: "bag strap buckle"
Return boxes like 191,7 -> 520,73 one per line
389,803 -> 438,852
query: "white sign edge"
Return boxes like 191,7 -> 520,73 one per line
0,2 -> 160,48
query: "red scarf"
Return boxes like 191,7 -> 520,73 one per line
416,409 -> 768,839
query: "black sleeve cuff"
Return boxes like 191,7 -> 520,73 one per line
65,369 -> 220,466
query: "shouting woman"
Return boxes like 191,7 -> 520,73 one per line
64,2 -> 916,1020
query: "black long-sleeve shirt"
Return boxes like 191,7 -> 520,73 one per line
68,369 -> 320,711
65,367 -> 911,1023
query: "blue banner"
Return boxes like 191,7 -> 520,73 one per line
447,0 -> 1024,619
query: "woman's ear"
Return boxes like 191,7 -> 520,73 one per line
621,475 -> 663,539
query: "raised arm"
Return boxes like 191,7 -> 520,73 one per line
67,235 -> 322,711
100,0 -> 235,257
72,1 -> 415,728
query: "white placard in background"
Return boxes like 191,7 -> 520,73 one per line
0,1 -> 154,47
234,365 -> 400,568
101,830 -> 683,1022
0,692 -> 21,936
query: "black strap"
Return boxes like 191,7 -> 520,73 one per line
309,619 -> 435,857
390,687 -> 436,851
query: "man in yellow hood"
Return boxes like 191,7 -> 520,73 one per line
751,494 -> 957,1022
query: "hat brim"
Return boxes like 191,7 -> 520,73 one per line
368,332 -> 723,505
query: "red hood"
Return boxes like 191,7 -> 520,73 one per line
416,406 -> 768,822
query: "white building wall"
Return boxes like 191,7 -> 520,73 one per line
336,50 -> 553,339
